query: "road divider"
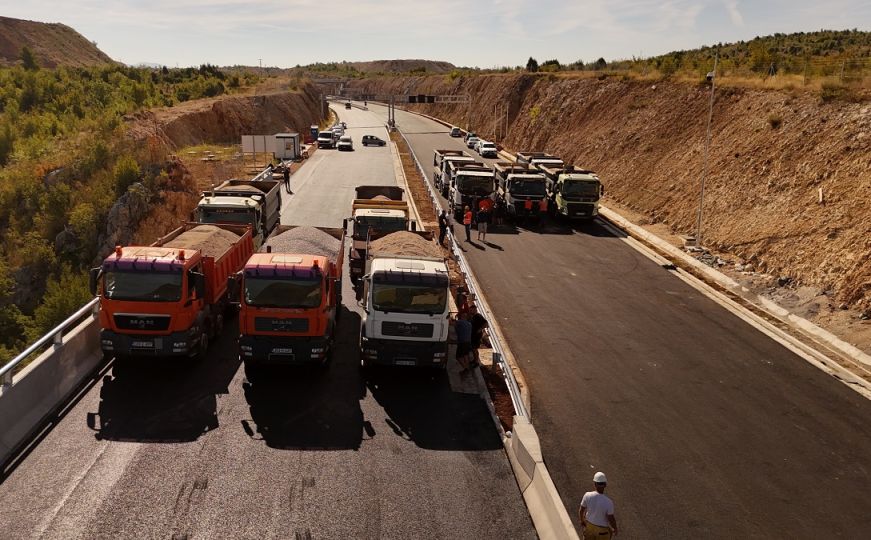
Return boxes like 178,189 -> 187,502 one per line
394,125 -> 579,540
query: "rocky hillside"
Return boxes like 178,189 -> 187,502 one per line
347,74 -> 871,315
0,16 -> 116,68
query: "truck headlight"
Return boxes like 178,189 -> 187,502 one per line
433,352 -> 446,358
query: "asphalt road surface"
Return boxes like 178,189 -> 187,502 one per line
365,102 -> 871,538
0,105 -> 534,540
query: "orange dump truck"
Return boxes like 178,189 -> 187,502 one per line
90,223 -> 254,358
238,225 -> 345,367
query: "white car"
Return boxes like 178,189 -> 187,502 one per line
337,135 -> 354,151
478,141 -> 498,158
466,136 -> 480,149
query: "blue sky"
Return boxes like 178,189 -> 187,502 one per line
1,1 -> 869,68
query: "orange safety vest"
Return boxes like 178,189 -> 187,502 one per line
539,198 -> 548,211
463,211 -> 472,225
524,199 -> 533,211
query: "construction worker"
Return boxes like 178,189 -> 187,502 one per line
283,166 -> 292,194
463,206 -> 473,242
579,472 -> 618,539
538,197 -> 548,222
438,210 -> 449,246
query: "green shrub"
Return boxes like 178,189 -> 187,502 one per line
0,122 -> 13,166
113,155 -> 140,194
31,267 -> 92,336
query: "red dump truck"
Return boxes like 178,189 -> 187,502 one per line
238,225 -> 346,367
90,223 -> 254,359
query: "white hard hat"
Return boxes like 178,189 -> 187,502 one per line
593,472 -> 607,484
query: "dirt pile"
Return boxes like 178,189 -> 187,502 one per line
165,225 -> 239,258
0,16 -> 116,67
370,231 -> 441,258
264,227 -> 341,258
349,74 -> 871,313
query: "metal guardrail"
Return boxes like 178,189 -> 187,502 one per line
395,129 -> 529,419
0,298 -> 100,389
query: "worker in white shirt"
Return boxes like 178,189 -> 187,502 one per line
579,471 -> 618,539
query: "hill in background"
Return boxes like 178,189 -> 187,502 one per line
0,16 -> 116,68
295,59 -> 455,77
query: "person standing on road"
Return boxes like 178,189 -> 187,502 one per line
477,205 -> 491,242
282,166 -> 292,194
579,472 -> 618,539
538,197 -> 548,219
463,206 -> 473,242
438,210 -> 449,246
454,313 -> 473,372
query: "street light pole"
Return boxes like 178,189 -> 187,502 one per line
694,53 -> 718,248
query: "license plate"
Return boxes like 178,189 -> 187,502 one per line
273,348 -> 294,354
132,340 -> 153,348
395,360 -> 416,366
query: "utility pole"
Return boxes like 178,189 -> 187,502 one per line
694,53 -> 718,248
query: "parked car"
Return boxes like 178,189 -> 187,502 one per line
478,141 -> 498,158
466,136 -> 480,149
337,135 -> 354,151
463,131 -> 477,144
345,102 -> 352,109
449,126 -> 462,137
362,135 -> 386,147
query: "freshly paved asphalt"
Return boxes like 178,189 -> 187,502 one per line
366,102 -> 871,538
0,105 -> 535,540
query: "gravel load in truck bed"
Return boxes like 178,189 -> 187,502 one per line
369,231 -> 442,259
264,227 -> 341,259
165,225 -> 240,259
215,184 -> 262,194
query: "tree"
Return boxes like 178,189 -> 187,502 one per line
20,46 -> 39,71
593,57 -> 608,70
0,122 -> 14,166
526,57 -> 539,72
113,155 -> 141,195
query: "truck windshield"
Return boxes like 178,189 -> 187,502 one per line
104,271 -> 182,302
199,208 -> 256,225
510,180 -> 546,196
456,175 -> 493,195
562,181 -> 600,197
245,277 -> 322,308
355,217 -> 407,235
372,283 -> 447,315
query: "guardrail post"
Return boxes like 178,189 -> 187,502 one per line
53,330 -> 63,348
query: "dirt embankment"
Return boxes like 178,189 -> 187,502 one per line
348,74 -> 871,316
121,83 -> 324,244
0,16 -> 116,67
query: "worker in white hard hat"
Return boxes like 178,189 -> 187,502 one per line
579,471 -> 618,539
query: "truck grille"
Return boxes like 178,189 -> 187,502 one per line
114,314 -> 170,331
568,202 -> 593,216
381,321 -> 434,338
254,317 -> 309,333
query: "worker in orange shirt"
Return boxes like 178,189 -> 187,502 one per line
463,205 -> 473,242
538,197 -> 548,221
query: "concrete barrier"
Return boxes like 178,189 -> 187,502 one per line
505,416 -> 580,540
0,317 -> 104,466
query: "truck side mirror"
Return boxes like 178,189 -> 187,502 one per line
192,272 -> 206,298
227,271 -> 242,302
342,218 -> 348,231
410,221 -> 417,232
600,185 -> 605,195
89,267 -> 102,296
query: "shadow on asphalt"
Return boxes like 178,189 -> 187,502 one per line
364,368 -> 502,451
240,308 -> 365,451
87,321 -> 241,443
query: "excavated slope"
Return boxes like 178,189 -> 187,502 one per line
348,74 -> 871,311
0,15 -> 115,67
